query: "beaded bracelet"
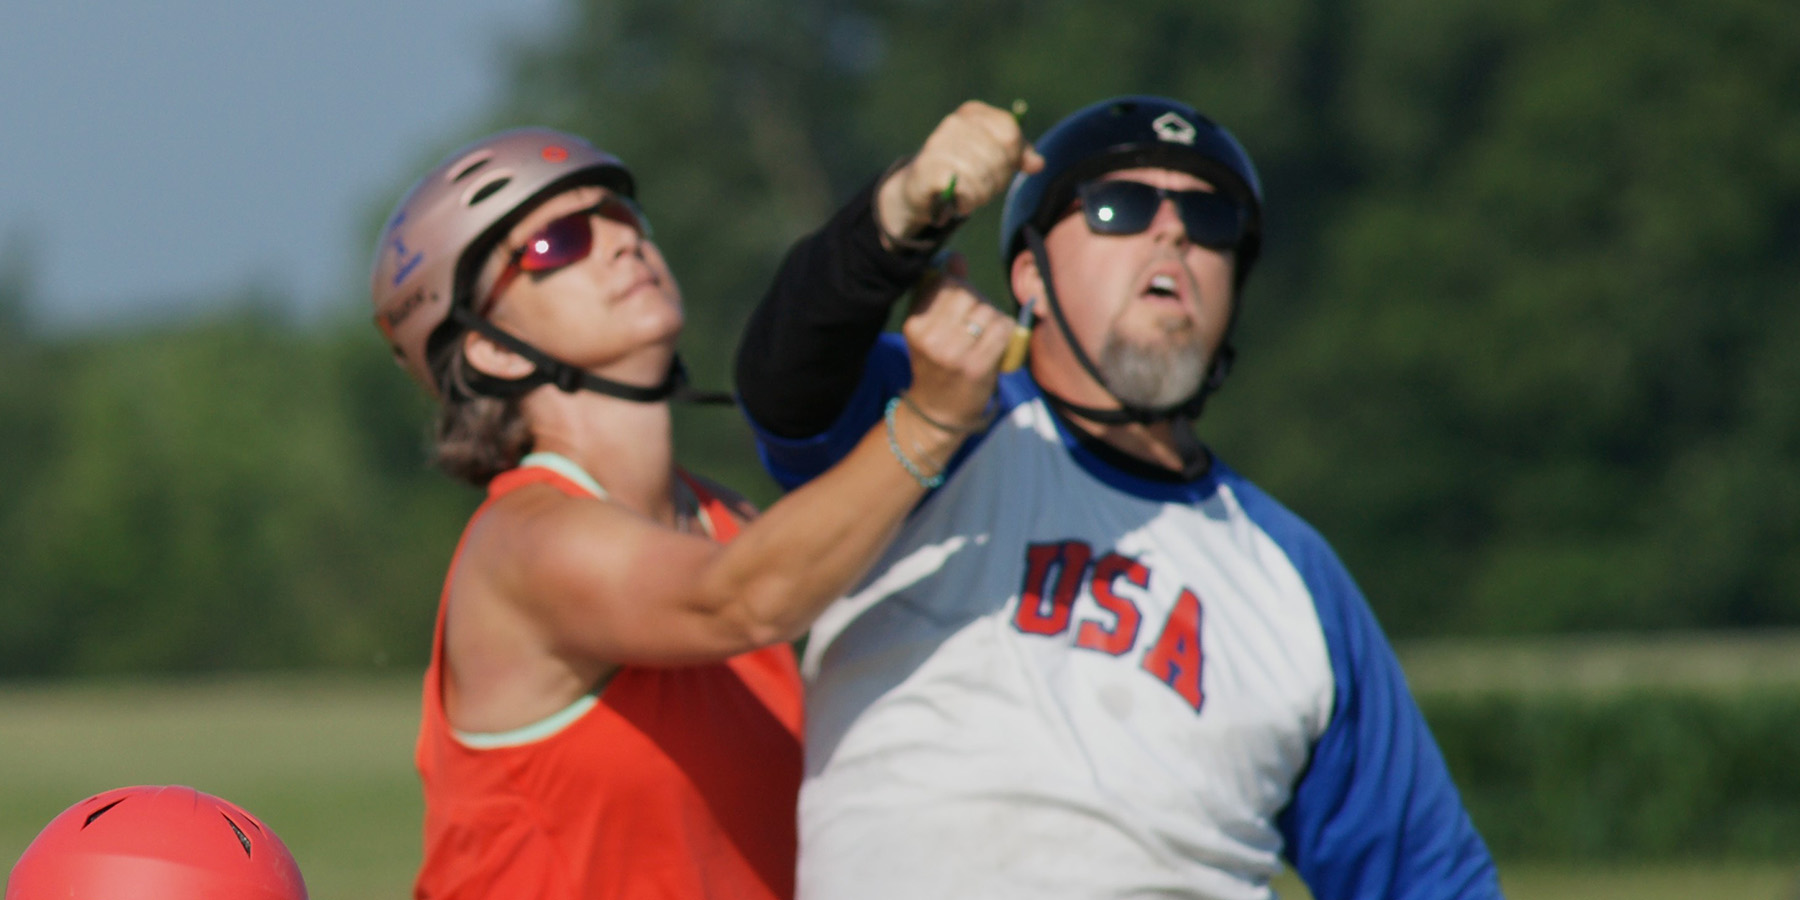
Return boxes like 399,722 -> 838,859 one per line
885,396 -> 946,489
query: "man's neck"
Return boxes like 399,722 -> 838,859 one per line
1055,406 -> 1210,482
1030,360 -> 1204,476
1076,416 -> 1185,470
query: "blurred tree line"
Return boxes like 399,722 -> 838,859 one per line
2,0 -> 1797,676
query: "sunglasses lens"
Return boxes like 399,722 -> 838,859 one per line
1080,182 -> 1159,235
1175,192 -> 1245,249
597,196 -> 652,240
1079,181 -> 1245,249
519,212 -> 594,273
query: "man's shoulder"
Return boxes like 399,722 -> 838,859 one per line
1206,460 -> 1356,591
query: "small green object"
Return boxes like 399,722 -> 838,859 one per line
1011,98 -> 1029,119
929,174 -> 959,226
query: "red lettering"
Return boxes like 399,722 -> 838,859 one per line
1074,553 -> 1146,656
1014,541 -> 1091,636
1141,587 -> 1205,711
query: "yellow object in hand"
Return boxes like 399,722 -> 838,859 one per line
1000,325 -> 1032,372
1000,296 -> 1037,372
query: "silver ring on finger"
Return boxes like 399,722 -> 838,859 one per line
965,320 -> 985,338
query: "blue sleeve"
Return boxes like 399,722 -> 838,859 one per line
747,333 -> 913,491
1235,478 -> 1502,900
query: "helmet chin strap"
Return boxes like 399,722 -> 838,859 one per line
447,305 -> 733,405
1022,225 -> 1231,428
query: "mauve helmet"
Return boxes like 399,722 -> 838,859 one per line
5,785 -> 307,900
371,127 -> 634,396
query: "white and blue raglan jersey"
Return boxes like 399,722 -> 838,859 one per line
750,335 -> 1501,900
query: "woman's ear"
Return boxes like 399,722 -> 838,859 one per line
463,328 -> 536,380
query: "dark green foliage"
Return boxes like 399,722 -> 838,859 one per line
0,315 -> 471,675
1427,691 -> 1800,859
1237,0 -> 1800,636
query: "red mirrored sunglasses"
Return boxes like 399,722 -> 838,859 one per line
478,194 -> 652,315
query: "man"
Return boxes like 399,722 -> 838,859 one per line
735,97 -> 1501,899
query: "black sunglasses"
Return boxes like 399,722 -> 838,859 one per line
1074,180 -> 1247,250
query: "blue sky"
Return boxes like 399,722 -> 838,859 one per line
0,0 -> 560,329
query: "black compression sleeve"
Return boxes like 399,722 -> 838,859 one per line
734,176 -> 944,439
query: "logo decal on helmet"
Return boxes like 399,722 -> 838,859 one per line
1152,112 -> 1198,145
389,235 -> 425,287
379,288 -> 428,338
542,145 -> 570,163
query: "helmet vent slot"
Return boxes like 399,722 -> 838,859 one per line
451,156 -> 492,183
467,176 -> 512,206
222,813 -> 254,857
82,798 -> 127,829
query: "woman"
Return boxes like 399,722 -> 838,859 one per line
369,127 -> 1014,900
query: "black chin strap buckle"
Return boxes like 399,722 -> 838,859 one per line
553,365 -> 584,393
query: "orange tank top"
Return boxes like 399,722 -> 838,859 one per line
413,464 -> 804,900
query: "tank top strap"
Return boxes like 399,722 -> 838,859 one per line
677,470 -> 744,543
495,454 -> 742,543
497,451 -> 608,500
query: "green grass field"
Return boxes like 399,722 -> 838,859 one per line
1397,630 -> 1800,699
3,652 -> 1798,898
1270,864 -> 1798,900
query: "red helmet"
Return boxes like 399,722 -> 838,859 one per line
5,785 -> 308,900
370,127 -> 634,395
